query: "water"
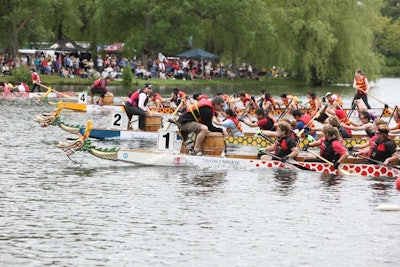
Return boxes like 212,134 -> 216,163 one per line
1,79 -> 400,267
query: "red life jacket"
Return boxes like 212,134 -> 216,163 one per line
298,114 -> 316,136
128,89 -> 141,106
241,93 -> 251,105
93,78 -> 102,87
22,82 -> 30,92
186,99 -> 214,123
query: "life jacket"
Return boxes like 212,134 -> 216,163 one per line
22,82 -> 30,92
186,99 -> 214,123
274,135 -> 297,158
226,116 -> 243,135
370,138 -> 395,162
258,116 -> 276,131
31,72 -> 41,83
173,91 -> 187,105
128,89 -> 146,107
196,94 -> 208,101
93,78 -> 102,87
298,114 -> 316,136
152,93 -> 163,102
321,138 -> 341,163
355,75 -> 367,94
240,93 -> 251,106
309,98 -> 317,111
263,97 -> 277,108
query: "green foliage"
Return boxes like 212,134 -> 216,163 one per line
121,65 -> 133,89
10,66 -> 31,83
2,0 -> 400,86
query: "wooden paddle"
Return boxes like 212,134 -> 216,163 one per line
37,83 -> 73,99
163,101 -> 184,131
307,150 -> 352,175
262,151 -> 312,171
277,98 -> 293,120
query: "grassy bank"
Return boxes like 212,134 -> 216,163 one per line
2,72 -> 307,89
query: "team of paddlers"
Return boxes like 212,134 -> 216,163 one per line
116,70 -> 399,169
3,69 -> 399,169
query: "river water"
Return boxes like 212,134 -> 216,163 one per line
1,79 -> 400,267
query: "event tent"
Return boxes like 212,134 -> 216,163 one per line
177,48 -> 219,59
48,38 -> 87,51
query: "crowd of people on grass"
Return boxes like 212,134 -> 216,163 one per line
115,69 -> 400,167
0,51 -> 283,82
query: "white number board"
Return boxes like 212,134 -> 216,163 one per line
78,92 -> 87,104
110,110 -> 128,130
157,130 -> 176,151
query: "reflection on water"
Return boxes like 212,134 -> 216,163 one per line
319,173 -> 343,187
272,168 -> 298,195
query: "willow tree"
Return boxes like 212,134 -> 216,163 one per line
264,0 -> 384,84
93,0 -> 200,65
0,0 -> 50,59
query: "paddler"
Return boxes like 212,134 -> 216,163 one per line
352,124 -> 398,166
302,125 -> 349,169
259,121 -> 299,161
177,96 -> 227,156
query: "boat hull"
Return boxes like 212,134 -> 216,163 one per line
115,149 -> 400,177
1,91 -> 75,100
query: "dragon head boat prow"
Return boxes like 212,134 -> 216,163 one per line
56,120 -> 119,161
35,101 -> 64,127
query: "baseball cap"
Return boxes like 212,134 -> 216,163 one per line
145,83 -> 152,88
325,92 -> 332,97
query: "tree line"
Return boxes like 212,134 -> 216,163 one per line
1,0 -> 400,85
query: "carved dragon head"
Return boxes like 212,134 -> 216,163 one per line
57,120 -> 93,156
35,102 -> 64,127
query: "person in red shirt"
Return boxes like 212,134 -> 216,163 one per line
30,68 -> 41,92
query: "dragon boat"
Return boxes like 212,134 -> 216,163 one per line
50,99 -> 392,118
36,103 -> 400,151
0,87 -> 75,102
54,120 -> 400,179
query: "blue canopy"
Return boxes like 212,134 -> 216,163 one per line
177,48 -> 219,59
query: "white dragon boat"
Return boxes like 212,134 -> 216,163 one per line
53,120 -> 400,179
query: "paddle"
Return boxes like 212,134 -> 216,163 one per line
259,133 -> 276,145
354,153 -> 400,171
261,151 -> 312,171
37,83 -> 72,99
307,149 -> 352,175
163,101 -> 184,131
277,98 -> 293,120
238,101 -> 252,121
387,105 -> 398,124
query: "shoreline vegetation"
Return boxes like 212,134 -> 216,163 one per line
2,72 -> 312,89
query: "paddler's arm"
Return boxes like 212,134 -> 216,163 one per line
384,152 -> 399,166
